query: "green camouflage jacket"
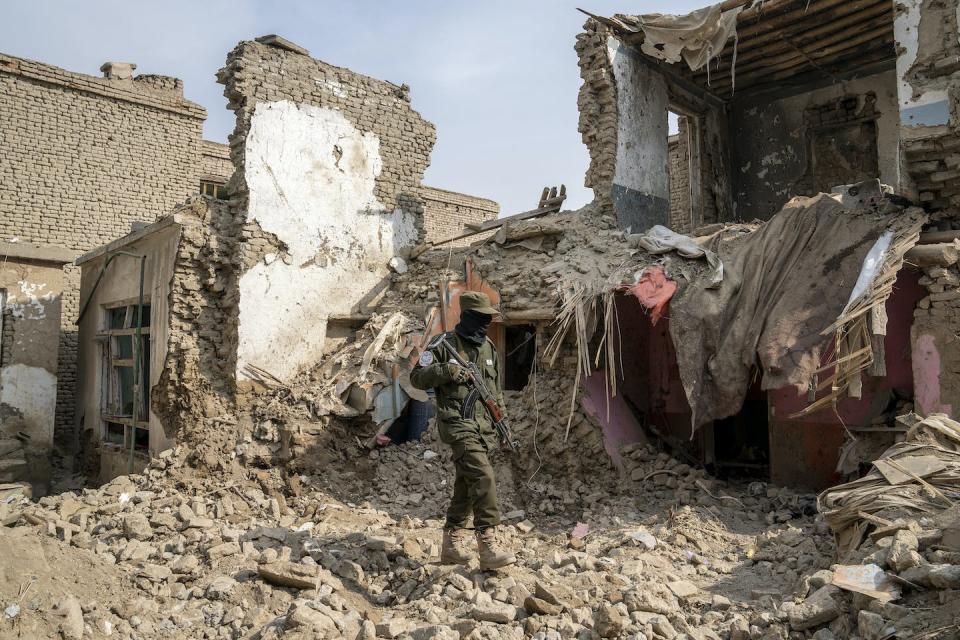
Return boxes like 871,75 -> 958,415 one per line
410,332 -> 503,449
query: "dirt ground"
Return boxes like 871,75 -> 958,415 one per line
3,416 -> 959,639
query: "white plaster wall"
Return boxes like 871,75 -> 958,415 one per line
238,101 -> 418,381
894,0 -> 952,113
607,37 -> 670,200
0,364 -> 56,447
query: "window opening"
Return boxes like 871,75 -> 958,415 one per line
667,109 -> 694,233
200,180 -> 228,200
99,301 -> 151,455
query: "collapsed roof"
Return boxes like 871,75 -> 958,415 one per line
584,0 -> 896,99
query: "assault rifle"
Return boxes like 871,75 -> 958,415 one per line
436,335 -> 520,452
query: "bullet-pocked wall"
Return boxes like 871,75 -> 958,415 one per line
730,70 -> 902,220
217,38 -> 437,387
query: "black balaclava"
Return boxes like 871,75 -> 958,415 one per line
455,310 -> 492,345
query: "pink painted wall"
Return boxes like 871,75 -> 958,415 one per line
913,332 -> 953,416
768,268 -> 924,489
580,370 -> 648,468
603,270 -> 924,490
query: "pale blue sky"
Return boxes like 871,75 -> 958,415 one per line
2,1 -> 704,214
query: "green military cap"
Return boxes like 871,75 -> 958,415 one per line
460,291 -> 499,315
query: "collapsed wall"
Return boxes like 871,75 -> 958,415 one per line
575,20 -> 733,232
151,197 -> 240,435
216,37 -> 437,388
896,0 -> 960,213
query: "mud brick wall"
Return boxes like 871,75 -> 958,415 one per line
0,52 -> 206,445
906,135 -> 960,211
152,198 -> 240,435
576,21 -> 619,215
217,38 -> 438,386
420,185 -> 499,246
668,117 -> 692,234
200,140 -> 233,184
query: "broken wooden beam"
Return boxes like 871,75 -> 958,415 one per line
918,230 -> 960,245
905,242 -> 960,268
411,185 -> 568,258
501,309 -> 557,321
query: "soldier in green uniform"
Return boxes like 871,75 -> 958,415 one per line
410,292 -> 517,570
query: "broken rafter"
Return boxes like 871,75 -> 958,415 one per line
699,13 -> 894,88
411,185 -> 567,258
694,0 -> 892,77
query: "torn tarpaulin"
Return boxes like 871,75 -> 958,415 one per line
669,193 -> 925,430
594,2 -> 743,87
624,266 -> 677,325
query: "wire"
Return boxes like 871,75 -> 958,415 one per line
525,331 -> 544,486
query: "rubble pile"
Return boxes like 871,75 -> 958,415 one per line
386,204 -> 715,319
2,415 -> 858,640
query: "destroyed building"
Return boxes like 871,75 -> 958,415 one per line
1,1 -> 960,639
570,0 -> 960,489
0,46 -> 498,489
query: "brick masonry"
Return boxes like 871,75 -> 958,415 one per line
419,185 -> 499,245
218,39 -> 437,242
200,140 -> 233,184
0,51 -> 206,446
575,20 -> 619,215
898,0 -> 960,213
152,198 -> 239,434
667,116 -> 693,234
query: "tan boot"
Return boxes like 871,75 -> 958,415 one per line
440,528 -> 474,565
476,526 -> 516,571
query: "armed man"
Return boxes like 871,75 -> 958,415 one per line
410,291 -> 517,571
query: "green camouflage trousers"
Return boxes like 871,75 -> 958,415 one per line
445,436 -> 501,530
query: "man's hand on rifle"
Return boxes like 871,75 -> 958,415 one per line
447,363 -> 469,383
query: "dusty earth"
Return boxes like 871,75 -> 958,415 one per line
2,416 -> 958,640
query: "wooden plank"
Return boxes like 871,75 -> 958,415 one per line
695,15 -> 893,86
716,33 -> 894,96
694,0 -> 891,76
502,309 -> 557,321
918,230 -> 960,245
467,203 -> 562,232
328,313 -> 372,323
